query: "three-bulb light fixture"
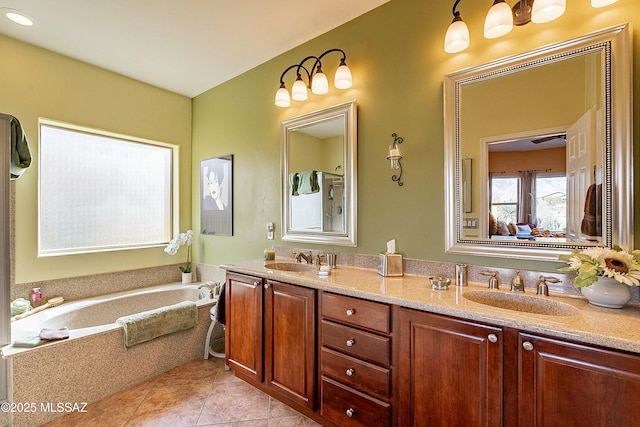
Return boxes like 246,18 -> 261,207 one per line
444,0 -> 619,54
274,48 -> 352,107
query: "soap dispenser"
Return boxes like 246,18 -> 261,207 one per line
511,270 -> 525,293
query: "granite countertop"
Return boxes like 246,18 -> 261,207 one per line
223,258 -> 640,354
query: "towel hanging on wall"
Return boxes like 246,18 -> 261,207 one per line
9,116 -> 31,180
297,170 -> 319,195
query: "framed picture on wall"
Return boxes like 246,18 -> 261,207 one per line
200,155 -> 233,236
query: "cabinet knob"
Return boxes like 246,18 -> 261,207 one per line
264,283 -> 270,289
254,281 -> 260,286
523,341 -> 534,351
346,368 -> 355,377
346,408 -> 355,418
346,308 -> 356,316
488,333 -> 498,343
346,339 -> 355,347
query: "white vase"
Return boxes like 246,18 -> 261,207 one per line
580,277 -> 631,308
181,272 -> 193,284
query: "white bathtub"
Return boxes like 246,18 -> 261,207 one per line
3,283 -> 216,427
9,283 -> 210,341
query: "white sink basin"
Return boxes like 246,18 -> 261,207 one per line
464,290 -> 579,316
264,262 -> 316,272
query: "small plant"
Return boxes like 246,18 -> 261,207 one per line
559,245 -> 640,287
164,230 -> 193,273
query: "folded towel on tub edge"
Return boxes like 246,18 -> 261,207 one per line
116,300 -> 197,348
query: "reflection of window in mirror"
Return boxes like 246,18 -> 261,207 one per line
487,135 -> 569,241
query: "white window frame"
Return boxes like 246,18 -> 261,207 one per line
38,118 -> 179,256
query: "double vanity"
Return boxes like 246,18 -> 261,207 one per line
223,258 -> 640,426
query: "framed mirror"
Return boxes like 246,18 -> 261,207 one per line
281,100 -> 357,246
444,24 -> 632,261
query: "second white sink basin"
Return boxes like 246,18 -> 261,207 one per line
464,290 -> 579,316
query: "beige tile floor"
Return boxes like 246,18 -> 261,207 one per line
42,357 -> 322,427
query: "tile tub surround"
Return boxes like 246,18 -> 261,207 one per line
4,296 -> 214,427
225,258 -> 640,354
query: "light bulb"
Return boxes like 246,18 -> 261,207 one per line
334,62 -> 352,89
291,76 -> 308,101
444,17 -> 470,53
274,85 -> 290,107
311,69 -> 329,95
484,0 -> 513,39
531,0 -> 565,24
591,0 -> 617,7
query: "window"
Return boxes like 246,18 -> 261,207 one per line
39,120 -> 175,256
535,175 -> 566,231
490,177 -> 519,224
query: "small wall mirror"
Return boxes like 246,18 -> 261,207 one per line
444,24 -> 632,261
282,100 -> 357,246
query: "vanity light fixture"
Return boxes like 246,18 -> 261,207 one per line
274,48 -> 352,108
386,133 -> 404,186
446,0 -> 616,53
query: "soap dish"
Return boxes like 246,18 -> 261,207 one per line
429,276 -> 451,290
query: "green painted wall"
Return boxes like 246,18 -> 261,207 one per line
0,35 -> 192,283
192,0 -> 640,273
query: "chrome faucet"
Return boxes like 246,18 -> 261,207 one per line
536,276 -> 561,296
511,270 -> 525,293
294,251 -> 313,264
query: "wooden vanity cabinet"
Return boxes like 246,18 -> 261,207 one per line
319,292 -> 393,427
517,332 -> 640,427
398,308 -> 503,427
225,273 -> 317,411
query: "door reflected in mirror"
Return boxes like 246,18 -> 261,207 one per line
282,101 -> 357,246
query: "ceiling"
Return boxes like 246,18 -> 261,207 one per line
0,0 -> 388,98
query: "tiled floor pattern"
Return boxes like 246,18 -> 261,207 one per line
42,357 -> 322,427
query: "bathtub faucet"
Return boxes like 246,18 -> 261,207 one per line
198,282 -> 222,300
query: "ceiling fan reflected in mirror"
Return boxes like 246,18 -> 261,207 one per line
530,134 -> 566,144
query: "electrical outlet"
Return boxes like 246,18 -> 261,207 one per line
267,222 -> 275,239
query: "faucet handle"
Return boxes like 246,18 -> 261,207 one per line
537,276 -> 561,296
479,270 -> 499,289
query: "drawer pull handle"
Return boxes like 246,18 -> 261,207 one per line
264,284 -> 270,289
523,341 -> 534,351
346,339 -> 355,347
487,333 -> 498,343
346,308 -> 356,316
346,368 -> 355,377
346,408 -> 355,418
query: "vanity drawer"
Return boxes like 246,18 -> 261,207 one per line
321,347 -> 391,399
321,292 -> 390,333
321,376 -> 390,427
321,320 -> 390,367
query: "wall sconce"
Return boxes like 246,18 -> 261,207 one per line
274,48 -> 352,107
445,0 -> 617,54
386,133 -> 404,186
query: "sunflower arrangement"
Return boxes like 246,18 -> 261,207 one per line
559,245 -> 640,288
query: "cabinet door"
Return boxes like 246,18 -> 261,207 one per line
398,308 -> 503,427
264,280 -> 316,409
519,333 -> 640,427
225,273 -> 263,382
